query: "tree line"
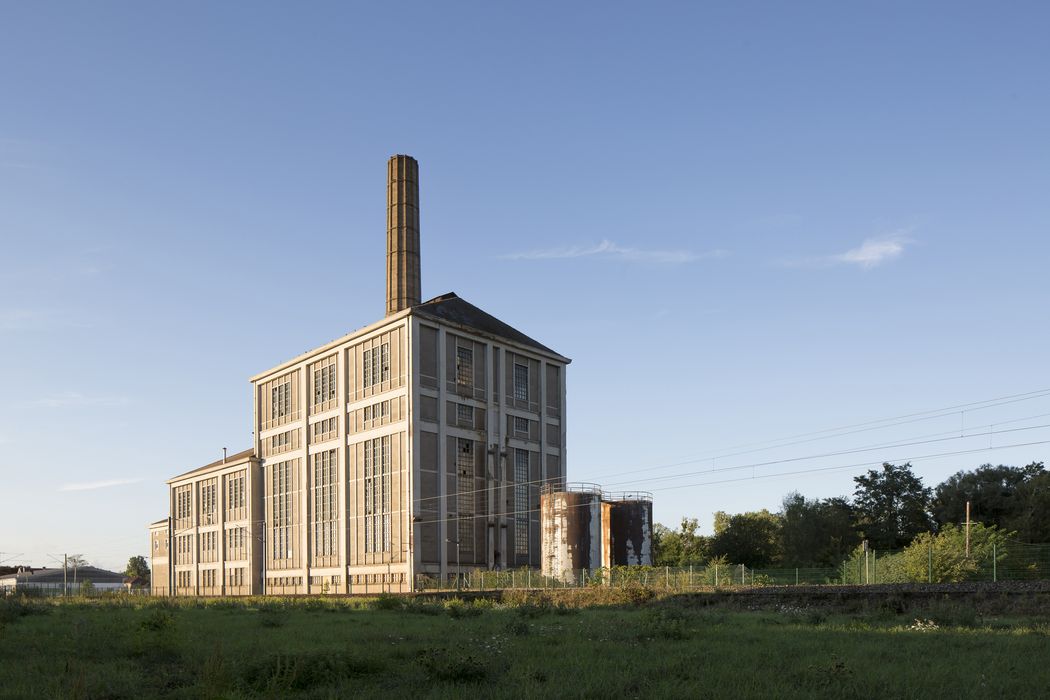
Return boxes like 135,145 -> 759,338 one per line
653,460 -> 1048,568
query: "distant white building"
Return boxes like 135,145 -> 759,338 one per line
0,566 -> 126,595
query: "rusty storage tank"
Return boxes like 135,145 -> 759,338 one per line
541,483 -> 603,583
605,492 -> 654,566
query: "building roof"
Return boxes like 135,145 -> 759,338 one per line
412,293 -> 570,362
0,566 -> 125,585
166,448 -> 256,484
251,291 -> 571,382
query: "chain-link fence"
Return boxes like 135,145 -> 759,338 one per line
415,542 -> 1050,592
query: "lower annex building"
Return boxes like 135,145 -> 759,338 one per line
150,155 -> 570,595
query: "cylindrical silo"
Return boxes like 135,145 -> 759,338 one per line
541,483 -> 603,583
607,492 -> 654,566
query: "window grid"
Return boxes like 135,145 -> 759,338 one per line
513,363 -> 529,401
363,343 -> 391,388
200,480 -> 217,525
456,346 -> 473,386
364,436 -> 391,553
513,416 -> 529,436
271,381 -> 291,420
312,450 -> 338,558
271,460 -> 294,562
457,439 -> 474,552
312,360 -> 337,408
313,417 -> 338,442
515,449 -> 529,556
457,403 -> 474,428
363,400 -> 389,429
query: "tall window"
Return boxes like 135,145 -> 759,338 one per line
364,436 -> 391,553
313,362 -> 337,406
513,363 -> 529,401
226,527 -> 247,561
312,450 -> 338,558
175,486 -> 192,528
456,346 -> 473,386
457,439 -> 474,551
271,461 -> 294,562
200,480 -> 217,525
271,381 -> 291,420
515,449 -> 529,556
363,343 -> 390,388
226,473 -> 245,515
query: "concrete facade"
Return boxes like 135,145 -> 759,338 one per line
150,155 -> 569,595
163,450 -> 264,596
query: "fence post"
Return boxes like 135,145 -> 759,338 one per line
714,564 -> 718,587
873,551 -> 877,585
795,568 -> 799,586
740,564 -> 745,586
665,566 -> 670,590
689,565 -> 693,589
528,569 -> 531,589
992,543 -> 997,582
583,568 -> 587,588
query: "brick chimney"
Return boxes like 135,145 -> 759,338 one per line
386,155 -> 421,315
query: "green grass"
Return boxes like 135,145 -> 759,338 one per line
1,593 -> 1048,698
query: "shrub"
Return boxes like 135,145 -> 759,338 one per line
370,593 -> 404,611
417,648 -> 488,683
140,609 -> 175,632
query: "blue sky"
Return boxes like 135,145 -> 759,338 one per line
2,2 -> 1048,570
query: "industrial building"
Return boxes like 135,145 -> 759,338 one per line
0,566 -> 128,595
150,156 -> 571,595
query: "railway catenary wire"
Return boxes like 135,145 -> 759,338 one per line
408,412 -> 1050,508
406,437 -> 1050,528
145,392 -> 1050,563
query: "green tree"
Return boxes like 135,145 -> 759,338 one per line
780,493 -> 859,566
709,510 -> 782,567
653,517 -> 708,566
1005,465 -> 1050,542
853,462 -> 933,550
125,555 -> 150,583
932,462 -> 1044,530
900,524 -> 1011,583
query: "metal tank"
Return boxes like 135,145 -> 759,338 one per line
605,492 -> 654,566
541,483 -> 603,583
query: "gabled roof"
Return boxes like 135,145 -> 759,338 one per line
412,293 -> 570,363
167,448 -> 256,484
0,566 -> 125,584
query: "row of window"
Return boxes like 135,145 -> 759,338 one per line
313,417 -> 337,442
453,344 -> 530,401
313,360 -> 337,407
362,343 -> 391,388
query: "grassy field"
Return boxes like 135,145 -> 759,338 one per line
1,590 -> 1048,698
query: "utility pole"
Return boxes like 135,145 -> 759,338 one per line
965,500 -> 971,557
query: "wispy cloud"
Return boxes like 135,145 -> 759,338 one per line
501,239 -> 727,265
781,231 -> 912,269
60,477 -> 142,492
35,392 -> 131,408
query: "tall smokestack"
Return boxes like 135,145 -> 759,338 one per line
386,155 -> 421,315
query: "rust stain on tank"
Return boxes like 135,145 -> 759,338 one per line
541,484 -> 603,583
607,493 -> 654,566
